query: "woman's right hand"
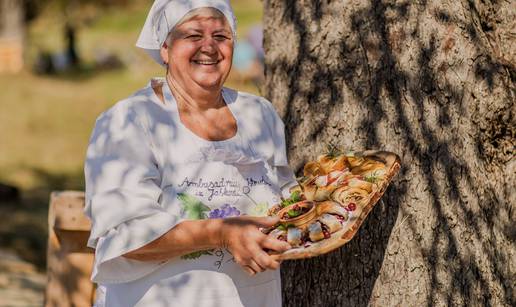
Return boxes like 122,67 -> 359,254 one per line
219,216 -> 291,276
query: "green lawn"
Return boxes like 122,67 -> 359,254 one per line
0,0 -> 263,268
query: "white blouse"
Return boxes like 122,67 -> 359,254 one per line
84,78 -> 295,306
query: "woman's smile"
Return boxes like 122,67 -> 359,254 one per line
161,13 -> 234,90
191,58 -> 222,71
192,59 -> 220,65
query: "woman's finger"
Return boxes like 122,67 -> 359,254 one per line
259,256 -> 281,270
268,260 -> 281,270
245,216 -> 280,228
243,265 -> 256,276
269,253 -> 283,263
261,235 -> 292,252
253,249 -> 278,271
245,260 -> 264,274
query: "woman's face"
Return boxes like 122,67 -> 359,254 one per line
161,12 -> 233,91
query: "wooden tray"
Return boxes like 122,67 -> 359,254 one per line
269,150 -> 401,260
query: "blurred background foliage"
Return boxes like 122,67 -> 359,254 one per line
0,0 -> 263,269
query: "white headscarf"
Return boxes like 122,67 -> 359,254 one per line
136,0 -> 237,66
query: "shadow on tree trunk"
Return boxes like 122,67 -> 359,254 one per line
264,0 -> 514,306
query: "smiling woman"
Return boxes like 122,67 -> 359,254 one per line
83,1 -> 296,306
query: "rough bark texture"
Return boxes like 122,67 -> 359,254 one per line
263,0 -> 515,306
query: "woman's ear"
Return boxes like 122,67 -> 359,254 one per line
160,42 -> 169,65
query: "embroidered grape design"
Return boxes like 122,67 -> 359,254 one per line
209,204 -> 241,218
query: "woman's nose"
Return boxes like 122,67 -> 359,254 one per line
200,37 -> 217,54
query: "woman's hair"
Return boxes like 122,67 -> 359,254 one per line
165,7 -> 231,45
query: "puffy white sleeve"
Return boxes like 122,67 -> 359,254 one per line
84,103 -> 179,284
262,100 -> 298,198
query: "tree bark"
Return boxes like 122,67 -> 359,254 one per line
263,0 -> 514,306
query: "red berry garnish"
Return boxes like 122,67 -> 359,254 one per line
346,203 -> 356,211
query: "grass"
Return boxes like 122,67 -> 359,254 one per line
0,0 -> 263,268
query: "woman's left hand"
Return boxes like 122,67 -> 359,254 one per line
219,216 -> 291,275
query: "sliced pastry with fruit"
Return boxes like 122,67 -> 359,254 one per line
265,149 -> 400,260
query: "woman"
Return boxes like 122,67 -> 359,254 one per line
84,0 -> 296,306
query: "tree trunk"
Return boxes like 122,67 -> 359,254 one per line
263,0 -> 514,306
0,0 -> 23,39
0,0 -> 24,73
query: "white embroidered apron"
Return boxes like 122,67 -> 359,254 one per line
98,83 -> 284,307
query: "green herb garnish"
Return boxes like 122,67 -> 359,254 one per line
281,191 -> 302,207
326,142 -> 343,158
287,209 -> 302,218
277,223 -> 295,231
364,171 -> 382,183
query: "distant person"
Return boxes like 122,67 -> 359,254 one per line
84,0 -> 295,306
246,24 -> 264,64
232,25 -> 266,85
65,23 -> 79,67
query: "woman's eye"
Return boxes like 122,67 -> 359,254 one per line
186,35 -> 202,40
214,35 -> 229,41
